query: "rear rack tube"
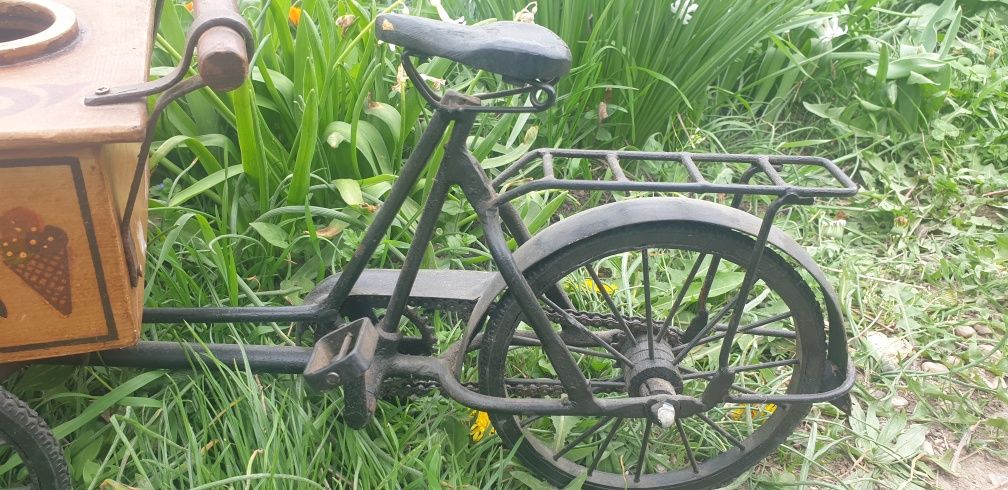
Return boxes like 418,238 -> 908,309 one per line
491,149 -> 858,208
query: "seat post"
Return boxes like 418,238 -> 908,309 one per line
438,90 -> 483,111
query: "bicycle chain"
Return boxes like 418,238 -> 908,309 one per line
554,309 -> 679,337
378,377 -> 571,399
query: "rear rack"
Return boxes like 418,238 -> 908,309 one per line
489,149 -> 858,208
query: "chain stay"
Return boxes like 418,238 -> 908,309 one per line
379,306 -> 680,400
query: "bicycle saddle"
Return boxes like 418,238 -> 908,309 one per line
375,14 -> 572,83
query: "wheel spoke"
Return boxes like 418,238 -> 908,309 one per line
678,366 -> 761,395
681,358 -> 798,381
657,253 -> 707,342
737,311 -> 793,330
641,248 -> 655,359
729,384 -> 759,395
633,419 -> 654,482
675,418 -> 700,474
672,295 -> 736,365
733,358 -> 799,373
521,415 -> 544,428
671,309 -> 793,357
542,297 -> 634,367
697,413 -> 746,450
587,417 -> 624,476
713,325 -> 796,339
510,332 -> 623,361
586,266 -> 636,343
696,255 -> 723,310
554,417 -> 614,460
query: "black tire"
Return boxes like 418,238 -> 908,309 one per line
478,221 -> 826,489
0,387 -> 71,490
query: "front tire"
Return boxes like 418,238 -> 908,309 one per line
0,387 -> 71,490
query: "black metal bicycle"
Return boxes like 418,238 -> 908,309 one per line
0,6 -> 858,490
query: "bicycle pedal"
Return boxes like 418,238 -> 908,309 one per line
303,318 -> 379,391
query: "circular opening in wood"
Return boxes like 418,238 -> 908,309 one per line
0,0 -> 78,65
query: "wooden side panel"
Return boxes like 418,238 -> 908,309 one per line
0,147 -> 141,362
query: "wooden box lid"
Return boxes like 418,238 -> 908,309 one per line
0,0 -> 155,151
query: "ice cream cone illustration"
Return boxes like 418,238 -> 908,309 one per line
0,208 -> 72,315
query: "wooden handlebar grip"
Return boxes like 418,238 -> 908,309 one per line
192,0 -> 249,92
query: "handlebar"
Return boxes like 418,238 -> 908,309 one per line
192,0 -> 249,92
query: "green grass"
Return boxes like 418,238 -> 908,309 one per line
4,0 -> 1008,488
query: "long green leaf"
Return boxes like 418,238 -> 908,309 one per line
287,89 -> 320,205
168,165 -> 245,207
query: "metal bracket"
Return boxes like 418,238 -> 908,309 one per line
401,51 -> 557,114
119,76 -> 208,286
77,4 -> 257,284
84,10 -> 254,107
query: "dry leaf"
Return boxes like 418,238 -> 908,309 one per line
316,226 -> 343,239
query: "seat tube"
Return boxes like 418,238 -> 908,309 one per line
322,110 -> 452,311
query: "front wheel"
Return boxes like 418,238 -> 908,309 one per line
0,387 -> 71,490
478,221 -> 826,489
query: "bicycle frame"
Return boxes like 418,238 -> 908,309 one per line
52,84 -> 689,419
4,6 -> 869,488
50,51 -> 857,420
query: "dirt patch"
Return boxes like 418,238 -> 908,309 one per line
936,451 -> 1008,489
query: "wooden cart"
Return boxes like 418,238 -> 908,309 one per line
0,0 -> 155,362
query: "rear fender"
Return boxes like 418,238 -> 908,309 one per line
460,197 -> 851,410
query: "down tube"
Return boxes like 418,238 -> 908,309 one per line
322,110 -> 452,311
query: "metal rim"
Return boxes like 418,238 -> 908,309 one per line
479,222 -> 826,489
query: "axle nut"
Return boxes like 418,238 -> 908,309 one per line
652,402 -> 676,428
326,372 -> 342,385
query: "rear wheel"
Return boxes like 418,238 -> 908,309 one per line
478,221 -> 826,489
0,387 -> 70,490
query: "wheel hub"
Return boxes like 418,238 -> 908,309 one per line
622,339 -> 684,397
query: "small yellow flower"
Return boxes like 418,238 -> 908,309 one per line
582,277 -> 616,295
728,403 -> 777,421
469,410 -> 495,441
288,6 -> 302,26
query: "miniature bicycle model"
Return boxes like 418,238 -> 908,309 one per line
0,1 -> 857,489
